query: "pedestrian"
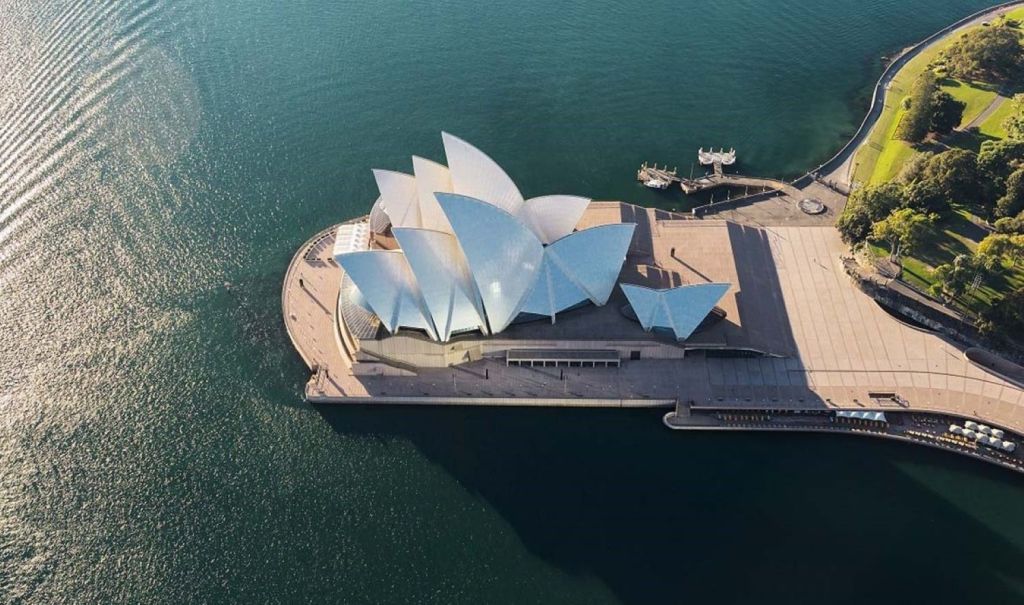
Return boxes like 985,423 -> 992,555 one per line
299,278 -> 304,288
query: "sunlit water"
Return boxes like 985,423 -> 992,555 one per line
2,0 -> 1023,602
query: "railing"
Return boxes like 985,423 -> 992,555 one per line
691,1 -> 1024,217
810,0 -> 1024,183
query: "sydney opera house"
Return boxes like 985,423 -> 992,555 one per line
286,132 -> 1024,473
330,133 -> 732,367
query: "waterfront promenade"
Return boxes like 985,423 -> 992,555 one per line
283,205 -> 1024,434
695,0 -> 1024,221
820,0 -> 1024,187
282,3 -> 1024,472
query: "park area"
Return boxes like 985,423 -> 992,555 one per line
850,8 -> 1024,320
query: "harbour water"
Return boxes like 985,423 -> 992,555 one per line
2,0 -> 1023,602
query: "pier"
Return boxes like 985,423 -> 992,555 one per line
635,146 -> 847,221
665,405 -> 1024,474
635,162 -> 679,189
639,148 -> 787,199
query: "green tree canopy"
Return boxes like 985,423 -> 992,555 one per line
977,232 -> 1024,266
943,24 -> 1023,82
996,167 -> 1024,218
897,151 -> 934,184
895,71 -> 938,142
994,215 -> 1024,234
1002,93 -> 1024,140
979,287 -> 1024,340
870,208 -> 935,262
929,253 -> 991,302
978,139 -> 1024,191
903,177 -> 948,212
836,182 -> 906,243
929,90 -> 965,134
921,148 -> 980,203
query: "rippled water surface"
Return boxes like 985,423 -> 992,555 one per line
3,0 -> 1024,602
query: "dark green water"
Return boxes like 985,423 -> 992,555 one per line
2,0 -> 1024,602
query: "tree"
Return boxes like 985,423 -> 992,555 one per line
994,215 -> 1024,234
836,182 -> 906,243
897,151 -> 934,184
903,177 -> 948,212
978,288 -> 1024,341
921,148 -> 980,203
978,139 -> 1024,191
977,233 -> 1024,267
929,90 -> 965,134
943,25 -> 1023,82
895,71 -> 939,142
870,208 -> 934,263
930,254 -> 991,302
1001,93 -> 1024,140
996,168 -> 1024,218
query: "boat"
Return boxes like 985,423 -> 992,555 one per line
644,178 -> 670,189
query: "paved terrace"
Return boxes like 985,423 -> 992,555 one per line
283,203 -> 1024,433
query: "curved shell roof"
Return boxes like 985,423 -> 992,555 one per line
393,227 -> 487,341
441,132 -> 524,216
621,283 -> 731,341
436,193 -> 544,334
411,156 -> 453,233
518,195 -> 591,245
521,223 -> 635,321
336,250 -> 437,340
336,133 -> 646,342
372,169 -> 420,228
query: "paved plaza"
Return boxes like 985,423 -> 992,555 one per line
284,202 -> 1024,432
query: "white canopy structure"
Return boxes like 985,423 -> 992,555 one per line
620,283 -> 731,341
335,134 -> 636,342
835,410 -> 888,423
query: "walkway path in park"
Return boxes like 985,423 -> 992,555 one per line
820,1 -> 1024,188
963,90 -> 1011,131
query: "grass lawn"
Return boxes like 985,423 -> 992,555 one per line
849,11 -> 1024,318
852,12 -> 1022,185
940,77 -> 999,125
859,77 -> 997,185
978,97 -> 1016,139
868,206 -> 1024,314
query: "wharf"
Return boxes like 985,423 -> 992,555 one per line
639,147 -> 794,202
665,405 -> 1024,474
635,163 -> 679,189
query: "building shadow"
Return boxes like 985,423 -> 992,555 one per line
314,209 -> 1024,602
316,403 -> 1024,604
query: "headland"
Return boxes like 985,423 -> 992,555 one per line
284,2 -> 1024,474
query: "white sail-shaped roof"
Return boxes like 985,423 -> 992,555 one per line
346,134 -> 641,342
442,132 -> 524,216
336,250 -> 437,340
547,224 -> 634,305
412,156 -> 453,233
621,282 -> 730,341
435,193 -> 543,333
393,227 -> 488,341
520,224 -> 635,321
372,169 -> 421,228
520,253 -> 589,321
518,195 -> 591,244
